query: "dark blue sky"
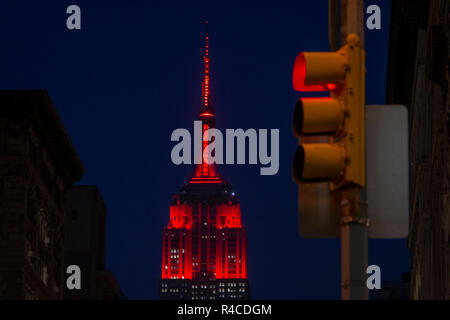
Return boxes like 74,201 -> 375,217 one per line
0,0 -> 408,299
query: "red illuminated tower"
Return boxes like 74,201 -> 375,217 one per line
159,23 -> 250,300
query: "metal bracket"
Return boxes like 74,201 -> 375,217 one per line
340,216 -> 370,227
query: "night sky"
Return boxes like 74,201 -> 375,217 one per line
0,0 -> 409,299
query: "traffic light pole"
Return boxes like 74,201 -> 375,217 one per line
337,0 -> 368,300
340,189 -> 368,299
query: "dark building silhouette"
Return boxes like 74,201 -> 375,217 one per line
387,0 -> 450,299
159,26 -> 250,300
64,185 -> 124,299
0,91 -> 123,300
0,90 -> 84,299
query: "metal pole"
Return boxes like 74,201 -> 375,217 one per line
340,189 -> 368,299
338,0 -> 368,300
341,0 -> 365,45
328,0 -> 341,51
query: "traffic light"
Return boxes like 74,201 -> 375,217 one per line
292,34 -> 365,190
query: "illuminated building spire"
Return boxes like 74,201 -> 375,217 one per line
201,21 -> 213,115
194,21 -> 219,180
160,24 -> 249,299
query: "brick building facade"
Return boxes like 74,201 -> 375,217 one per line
387,0 -> 450,299
0,90 -> 84,299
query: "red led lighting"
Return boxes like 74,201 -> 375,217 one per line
191,176 -> 220,180
202,25 -> 211,108
162,202 -> 247,280
189,180 -> 222,184
161,23 -> 248,282
190,176 -> 222,183
194,28 -> 219,180
326,83 -> 337,91
190,181 -> 222,184
292,52 -> 327,92
161,205 -> 193,279
202,124 -> 209,176
168,204 -> 193,229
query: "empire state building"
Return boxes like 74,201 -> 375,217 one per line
159,24 -> 250,300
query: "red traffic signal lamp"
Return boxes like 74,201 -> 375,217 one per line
292,34 -> 365,189
292,51 -> 347,92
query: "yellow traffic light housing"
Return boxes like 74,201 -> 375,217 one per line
293,143 -> 345,182
292,34 -> 365,189
292,52 -> 347,92
293,98 -> 344,135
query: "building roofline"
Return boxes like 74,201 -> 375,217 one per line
0,90 -> 85,185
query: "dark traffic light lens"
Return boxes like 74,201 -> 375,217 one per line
292,99 -> 304,137
292,145 -> 305,183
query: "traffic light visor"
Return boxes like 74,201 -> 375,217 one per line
292,52 -> 347,92
293,98 -> 343,136
293,144 -> 345,182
